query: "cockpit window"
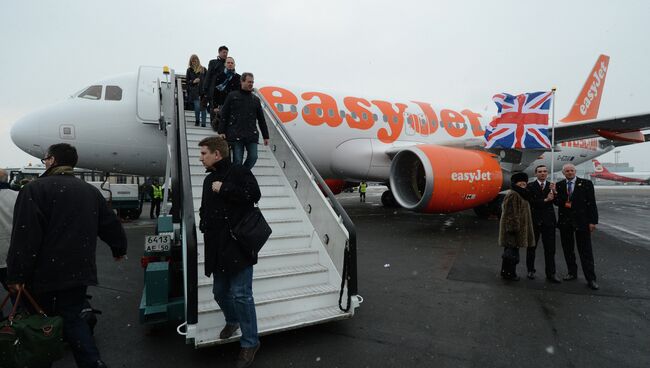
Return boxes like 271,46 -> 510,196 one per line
78,85 -> 102,100
105,86 -> 123,101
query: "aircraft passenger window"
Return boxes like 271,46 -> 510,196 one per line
373,114 -> 378,121
339,110 -> 345,118
105,86 -> 122,101
78,85 -> 102,100
316,108 -> 323,116
362,112 -> 368,120
277,103 -> 284,112
393,116 -> 398,123
303,106 -> 311,115
290,105 -> 297,113
351,112 -> 358,120
383,115 -> 388,123
328,109 -> 334,117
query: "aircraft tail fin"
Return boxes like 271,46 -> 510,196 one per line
561,54 -> 610,123
592,159 -> 608,174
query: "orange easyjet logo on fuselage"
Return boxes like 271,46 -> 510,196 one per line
259,86 -> 486,144
560,138 -> 598,151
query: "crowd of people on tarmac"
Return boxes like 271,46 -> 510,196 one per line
499,163 -> 600,290
0,45 -> 268,368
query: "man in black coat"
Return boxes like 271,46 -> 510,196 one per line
6,143 -> 127,368
554,163 -> 599,290
526,165 -> 561,283
202,45 -> 229,120
218,72 -> 269,170
198,136 -> 261,367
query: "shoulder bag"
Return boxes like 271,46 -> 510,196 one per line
230,206 -> 272,257
0,287 -> 64,368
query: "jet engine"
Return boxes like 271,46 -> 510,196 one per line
323,179 -> 347,195
389,145 -> 503,213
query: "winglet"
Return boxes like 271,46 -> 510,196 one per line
561,54 -> 610,123
592,159 -> 607,173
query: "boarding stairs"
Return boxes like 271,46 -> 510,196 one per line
160,71 -> 361,348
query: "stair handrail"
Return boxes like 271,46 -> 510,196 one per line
174,76 -> 199,325
255,90 -> 358,310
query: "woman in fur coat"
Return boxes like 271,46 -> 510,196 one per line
498,172 -> 535,280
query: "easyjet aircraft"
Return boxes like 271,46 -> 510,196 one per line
590,159 -> 650,184
9,54 -> 650,215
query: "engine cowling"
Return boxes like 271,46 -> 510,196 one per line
323,179 -> 347,195
389,145 -> 503,213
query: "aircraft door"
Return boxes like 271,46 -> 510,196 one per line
404,112 -> 415,136
136,66 -> 164,124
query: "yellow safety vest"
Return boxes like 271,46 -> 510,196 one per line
152,185 -> 163,199
360,183 -> 367,193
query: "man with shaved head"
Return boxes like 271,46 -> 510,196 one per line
554,163 -> 599,290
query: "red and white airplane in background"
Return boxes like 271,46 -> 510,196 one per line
9,54 -> 650,215
590,159 -> 650,184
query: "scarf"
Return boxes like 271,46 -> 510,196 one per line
510,183 -> 531,202
41,165 -> 75,177
216,69 -> 235,91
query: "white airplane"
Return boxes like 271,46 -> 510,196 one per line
10,54 -> 650,214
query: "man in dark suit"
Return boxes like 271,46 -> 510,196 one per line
526,165 -> 561,283
554,163 -> 599,290
202,45 -> 229,121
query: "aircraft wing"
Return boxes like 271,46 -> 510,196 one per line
553,112 -> 650,143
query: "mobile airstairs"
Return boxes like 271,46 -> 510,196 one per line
141,68 -> 361,348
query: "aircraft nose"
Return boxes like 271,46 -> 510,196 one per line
11,112 -> 45,158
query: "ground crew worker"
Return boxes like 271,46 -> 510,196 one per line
150,180 -> 163,219
359,181 -> 367,202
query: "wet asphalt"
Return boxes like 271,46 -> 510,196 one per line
27,186 -> 650,368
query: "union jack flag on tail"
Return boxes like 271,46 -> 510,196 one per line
484,91 -> 553,149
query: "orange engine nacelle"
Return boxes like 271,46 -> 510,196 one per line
324,179 -> 346,195
389,145 -> 503,213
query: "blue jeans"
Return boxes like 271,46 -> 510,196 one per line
212,266 -> 259,348
34,286 -> 101,368
231,141 -> 259,170
193,99 -> 206,126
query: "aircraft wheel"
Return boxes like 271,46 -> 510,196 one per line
381,190 -> 398,207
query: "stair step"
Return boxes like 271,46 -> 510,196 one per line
194,305 -> 351,347
197,284 -> 339,314
197,246 -> 317,267
197,264 -> 328,289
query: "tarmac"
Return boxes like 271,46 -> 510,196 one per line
38,186 -> 650,367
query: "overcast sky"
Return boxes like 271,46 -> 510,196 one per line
1,0 -> 649,170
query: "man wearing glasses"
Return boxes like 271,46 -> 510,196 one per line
6,143 -> 128,367
526,165 -> 561,283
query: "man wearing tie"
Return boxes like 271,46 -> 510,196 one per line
526,165 -> 561,283
554,163 -> 599,290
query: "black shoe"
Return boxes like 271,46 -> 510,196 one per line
236,343 -> 260,368
501,274 -> 520,281
563,274 -> 577,281
546,275 -> 561,284
195,123 -> 199,126
527,272 -> 535,280
201,124 -> 206,127
219,323 -> 240,339
587,280 -> 600,290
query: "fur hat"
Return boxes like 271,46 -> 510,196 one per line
510,172 -> 528,184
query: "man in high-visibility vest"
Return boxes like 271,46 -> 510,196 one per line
359,181 -> 367,203
150,180 -> 163,219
